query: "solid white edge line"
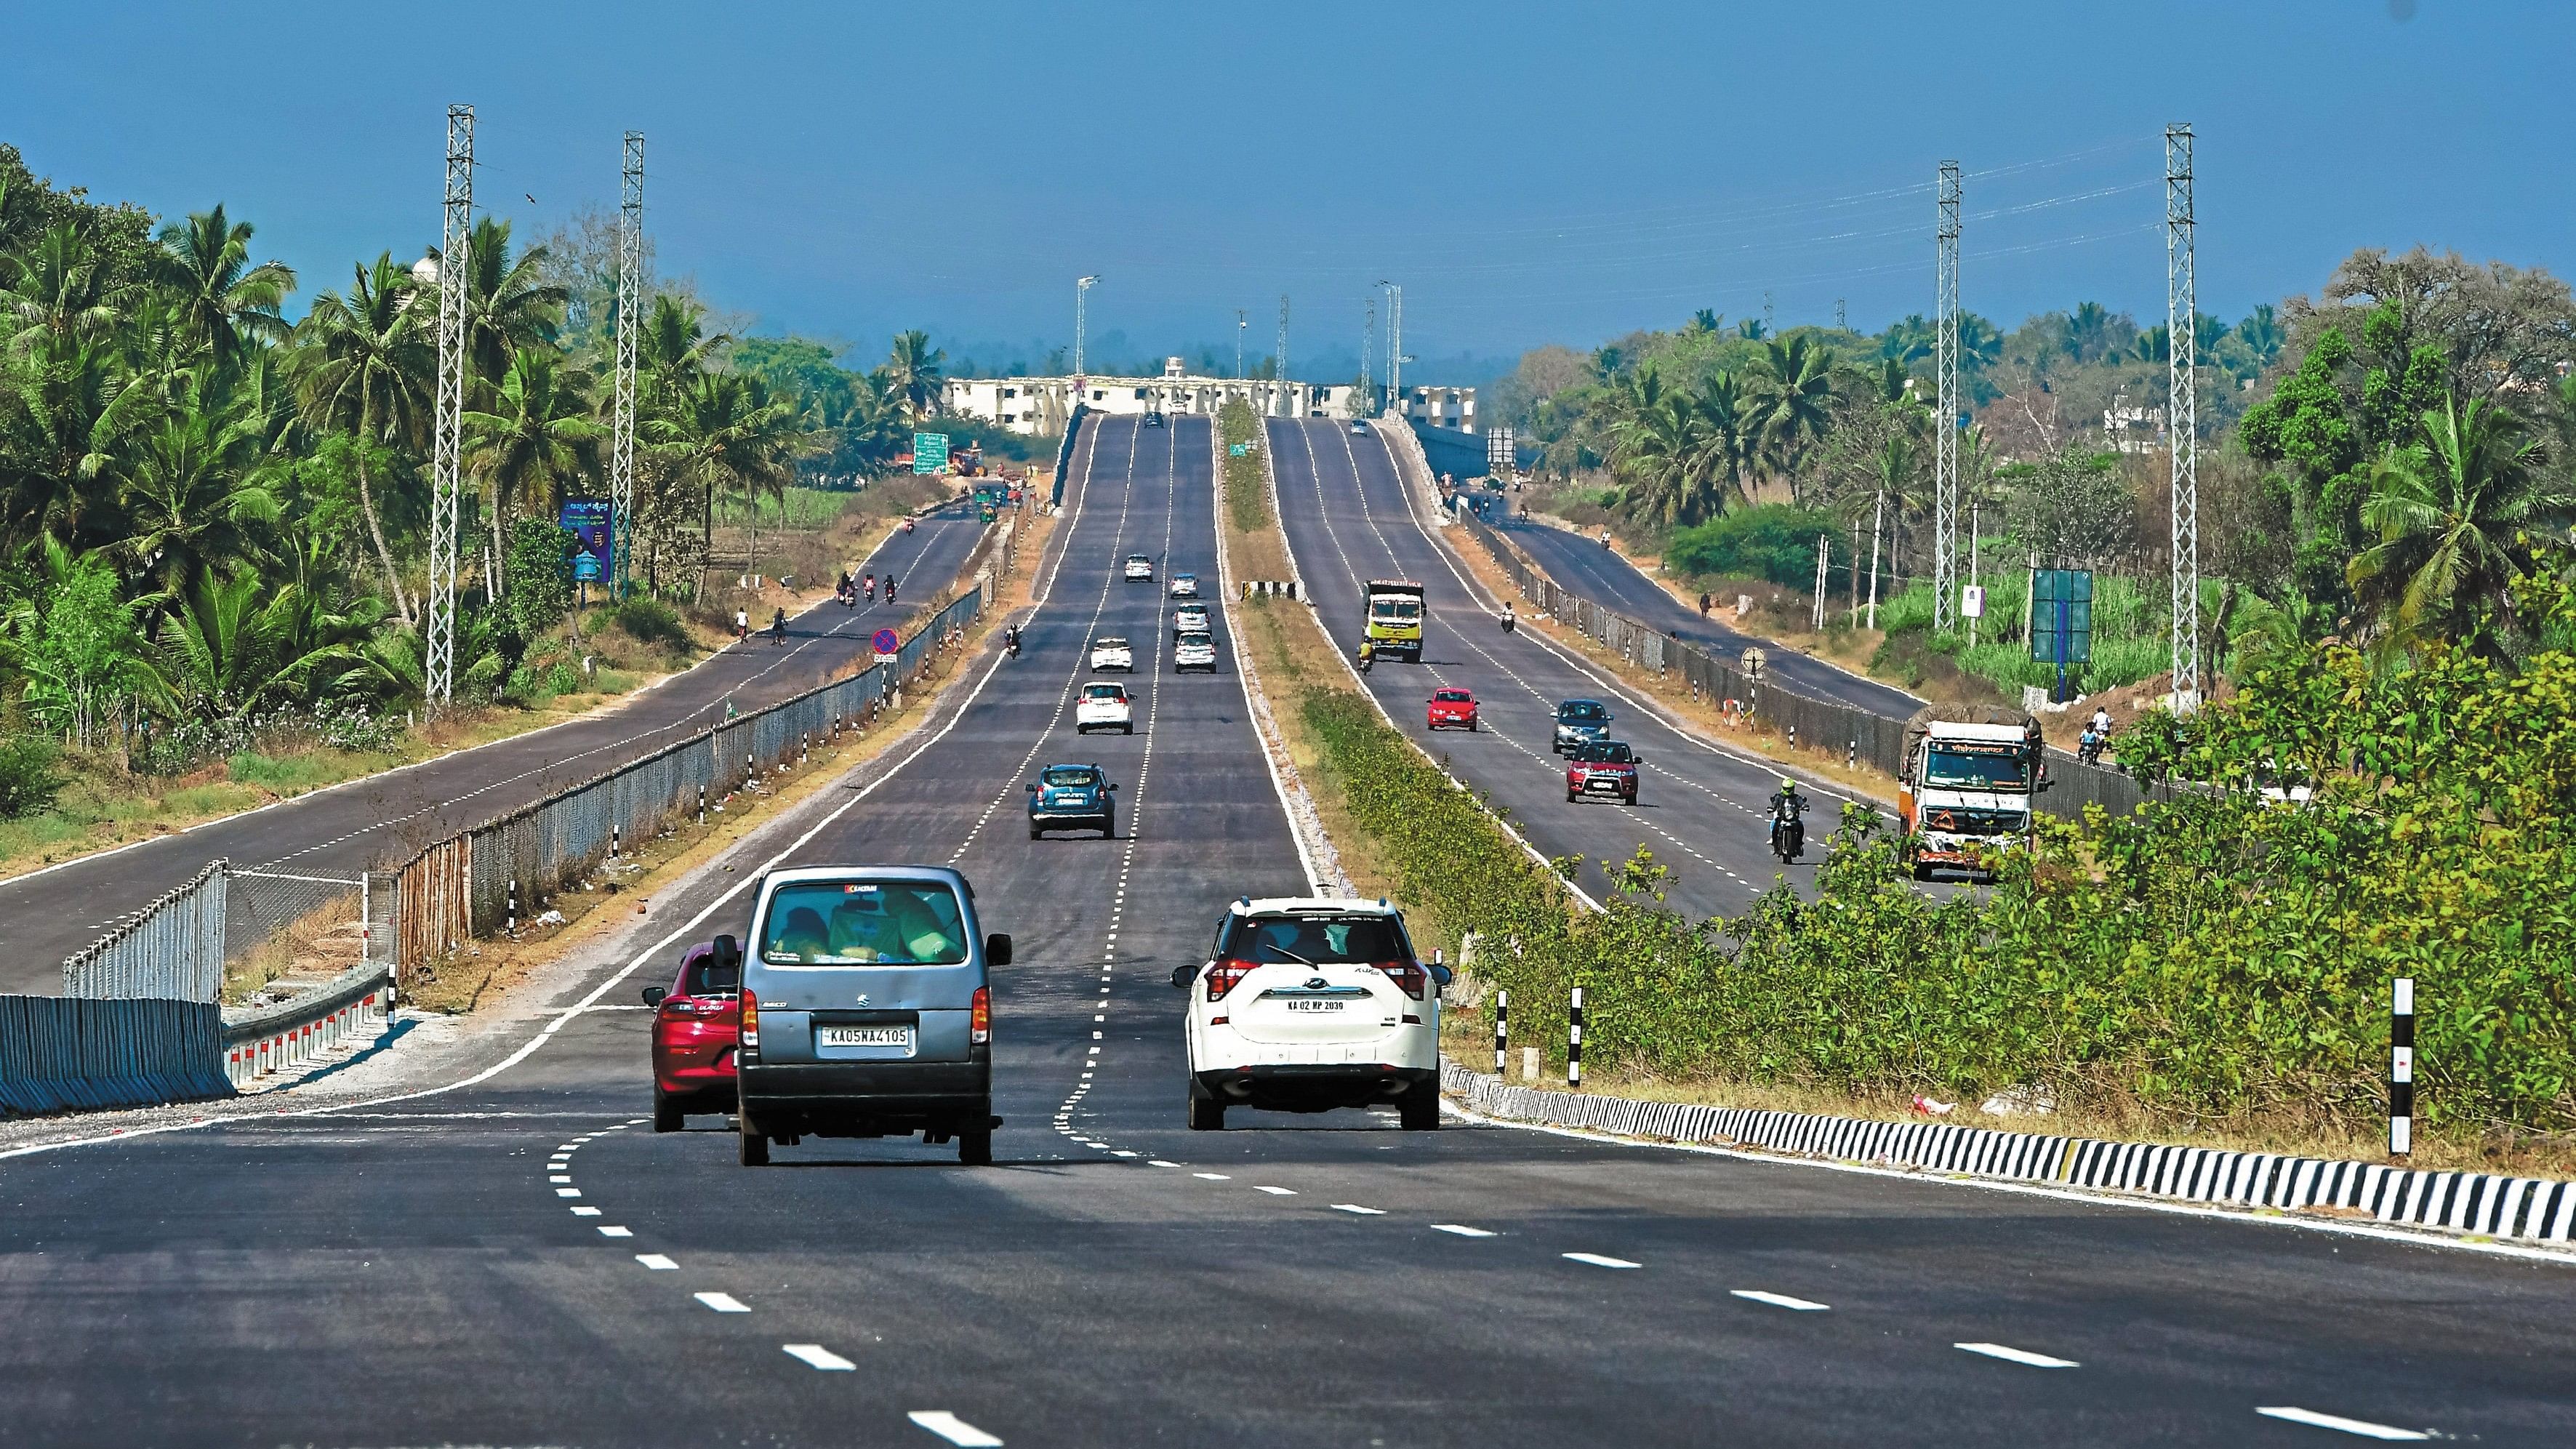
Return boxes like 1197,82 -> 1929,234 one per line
1954,1341 -> 2078,1368
1437,1093 -> 2576,1268
2252,1406 -> 2431,1440
1731,1289 -> 1829,1311
782,1343 -> 857,1371
907,1409 -> 1005,1446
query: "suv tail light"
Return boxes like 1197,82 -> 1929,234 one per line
970,986 -> 991,1045
739,987 -> 759,1048
1207,958 -> 1259,1000
1376,960 -> 1427,999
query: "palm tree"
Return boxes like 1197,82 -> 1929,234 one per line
1746,335 -> 1837,503
438,217 -> 569,390
883,329 -> 945,422
1,222 -> 127,355
113,366 -> 283,595
2236,304 -> 2284,371
139,566 -> 392,723
154,205 -> 295,369
2061,302 -> 2114,364
294,252 -> 436,621
641,293 -> 726,400
4,332 -> 156,545
650,372 -> 808,577
2348,394 -> 2576,648
464,345 -> 605,587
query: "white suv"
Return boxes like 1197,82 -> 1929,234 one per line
1170,897 -> 1447,1131
1088,636 -> 1133,672
1123,554 -> 1155,582
1075,681 -> 1133,734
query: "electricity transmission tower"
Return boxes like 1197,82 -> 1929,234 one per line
1074,276 -> 1098,377
1276,295 -> 1290,416
1933,160 -> 1961,633
2167,123 -> 2199,710
611,131 -> 643,598
426,103 -> 473,707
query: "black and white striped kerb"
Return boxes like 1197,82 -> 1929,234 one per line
1442,1060 -> 2576,1248
1493,988 -> 1508,1075
1242,580 -> 1299,599
2391,977 -> 2415,1158
1568,986 -> 1584,1092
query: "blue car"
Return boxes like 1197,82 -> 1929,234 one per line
1027,763 -> 1117,839
1552,699 -> 1613,755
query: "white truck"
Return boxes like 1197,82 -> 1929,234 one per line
1898,705 -> 2047,882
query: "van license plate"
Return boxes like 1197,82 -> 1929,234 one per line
819,1025 -> 915,1051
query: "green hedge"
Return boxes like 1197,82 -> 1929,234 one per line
1217,399 -> 1269,534
1664,505 -> 1834,587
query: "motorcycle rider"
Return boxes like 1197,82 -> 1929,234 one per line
2079,704 -> 2114,765
1500,601 -> 1517,633
885,575 -> 898,605
1768,777 -> 1809,860
1004,623 -> 1022,658
769,606 -> 788,646
864,572 -> 875,602
1357,635 -> 1377,673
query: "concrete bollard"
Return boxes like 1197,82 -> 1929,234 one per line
1522,1046 -> 1541,1083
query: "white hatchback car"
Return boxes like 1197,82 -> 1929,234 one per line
1173,632 -> 1218,673
1088,636 -> 1133,672
1075,681 -> 1133,734
1171,603 -> 1211,636
1171,897 -> 1447,1131
1123,554 -> 1155,582
1168,573 -> 1200,599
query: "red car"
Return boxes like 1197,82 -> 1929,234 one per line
1427,689 -> 1480,731
1566,740 -> 1640,805
643,936 -> 742,1131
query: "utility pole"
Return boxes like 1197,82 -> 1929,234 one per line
426,103 -> 473,707
1933,158 -> 1962,635
1236,308 -> 1246,381
1835,297 -> 1847,332
1361,296 -> 1375,410
1075,276 -> 1099,379
1277,294 -> 1291,416
1379,281 -> 1402,417
2167,122 -> 2200,711
611,130 -> 643,600
1762,290 -> 1774,335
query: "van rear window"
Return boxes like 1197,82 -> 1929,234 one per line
762,881 -> 967,966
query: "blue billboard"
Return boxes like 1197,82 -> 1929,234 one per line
560,498 -> 613,583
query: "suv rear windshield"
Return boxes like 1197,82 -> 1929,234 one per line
1094,638 -> 1128,649
1558,702 -> 1606,721
1221,913 -> 1413,966
761,881 -> 967,966
1573,742 -> 1634,763
1178,632 -> 1213,646
1083,683 -> 1126,700
1041,766 -> 1097,786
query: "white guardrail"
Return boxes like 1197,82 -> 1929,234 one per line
220,960 -> 393,1090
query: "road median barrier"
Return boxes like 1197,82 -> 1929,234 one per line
1441,1059 -> 2576,1252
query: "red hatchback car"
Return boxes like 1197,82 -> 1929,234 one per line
1427,689 -> 1480,731
1566,740 -> 1640,805
643,936 -> 743,1131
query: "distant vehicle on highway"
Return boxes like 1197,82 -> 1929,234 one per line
1363,579 -> 1424,662
1123,553 -> 1155,582
1143,410 -> 1165,428
1171,603 -> 1211,636
1089,636 -> 1134,672
1173,631 -> 1219,672
1552,699 -> 1612,755
1075,681 -> 1134,734
1168,572 -> 1200,599
1350,420 -> 1371,435
1900,705 -> 2047,882
734,866 -> 1009,1167
1566,740 -> 1640,805
1027,762 -> 1116,838
1427,688 -> 1479,731
1171,896 -> 1448,1131
643,939 -> 742,1131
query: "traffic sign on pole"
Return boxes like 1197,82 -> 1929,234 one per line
872,627 -> 900,661
913,433 -> 951,474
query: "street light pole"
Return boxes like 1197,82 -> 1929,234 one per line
1075,275 -> 1099,380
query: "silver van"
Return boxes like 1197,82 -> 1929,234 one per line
734,864 -> 1009,1166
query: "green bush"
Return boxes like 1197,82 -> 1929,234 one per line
607,595 -> 691,651
1666,505 -> 1834,587
0,737 -> 67,819
1218,399 -> 1270,534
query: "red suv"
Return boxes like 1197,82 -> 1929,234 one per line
643,936 -> 743,1131
1566,740 -> 1640,805
1427,689 -> 1480,731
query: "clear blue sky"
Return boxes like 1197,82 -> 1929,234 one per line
6,1 -> 2568,380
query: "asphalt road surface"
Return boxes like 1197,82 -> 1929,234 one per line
1,414 -> 2569,1447
1270,417 -> 1838,918
0,503 -> 986,995
1492,507 -> 1923,721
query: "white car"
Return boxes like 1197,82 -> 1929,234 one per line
1123,554 -> 1155,582
1168,573 -> 1200,599
1088,636 -> 1134,672
1075,681 -> 1133,734
1171,896 -> 1445,1131
1171,603 -> 1211,636
1173,632 -> 1218,673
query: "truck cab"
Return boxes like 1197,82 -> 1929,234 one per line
1899,708 -> 2045,881
1364,579 -> 1425,662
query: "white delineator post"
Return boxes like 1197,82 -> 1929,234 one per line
1568,985 -> 1585,1093
2391,977 -> 2415,1157
1493,987 -> 1507,1075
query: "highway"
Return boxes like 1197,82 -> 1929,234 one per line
1495,510 -> 1924,720
0,503 -> 986,995
1,414 -> 2570,1447
1269,417 -> 1835,917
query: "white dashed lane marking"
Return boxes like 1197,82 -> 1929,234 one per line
596,1225 -> 633,1238
1431,1224 -> 1497,1237
1731,1289 -> 1828,1312
1253,1185 -> 1296,1196
1954,1342 -> 2077,1369
784,1344 -> 857,1371
636,1254 -> 678,1271
695,1292 -> 751,1314
909,1410 -> 1006,1446
1563,1252 -> 1641,1269
1330,1204 -> 1386,1216
2253,1408 -> 2431,1441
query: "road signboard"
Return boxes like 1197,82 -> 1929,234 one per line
2030,568 -> 2093,702
872,627 -> 900,661
559,498 -> 611,582
913,433 -> 950,474
1962,584 -> 1986,619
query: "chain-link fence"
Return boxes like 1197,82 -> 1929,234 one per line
1452,507 -> 2146,821
224,869 -> 369,1005
61,859 -> 228,1001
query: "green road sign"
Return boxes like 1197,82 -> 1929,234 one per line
913,432 -> 950,474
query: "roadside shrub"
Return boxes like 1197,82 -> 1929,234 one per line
0,736 -> 67,819
607,595 -> 691,651
1666,505 -> 1834,588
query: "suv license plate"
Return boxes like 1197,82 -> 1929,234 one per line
819,1025 -> 915,1051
